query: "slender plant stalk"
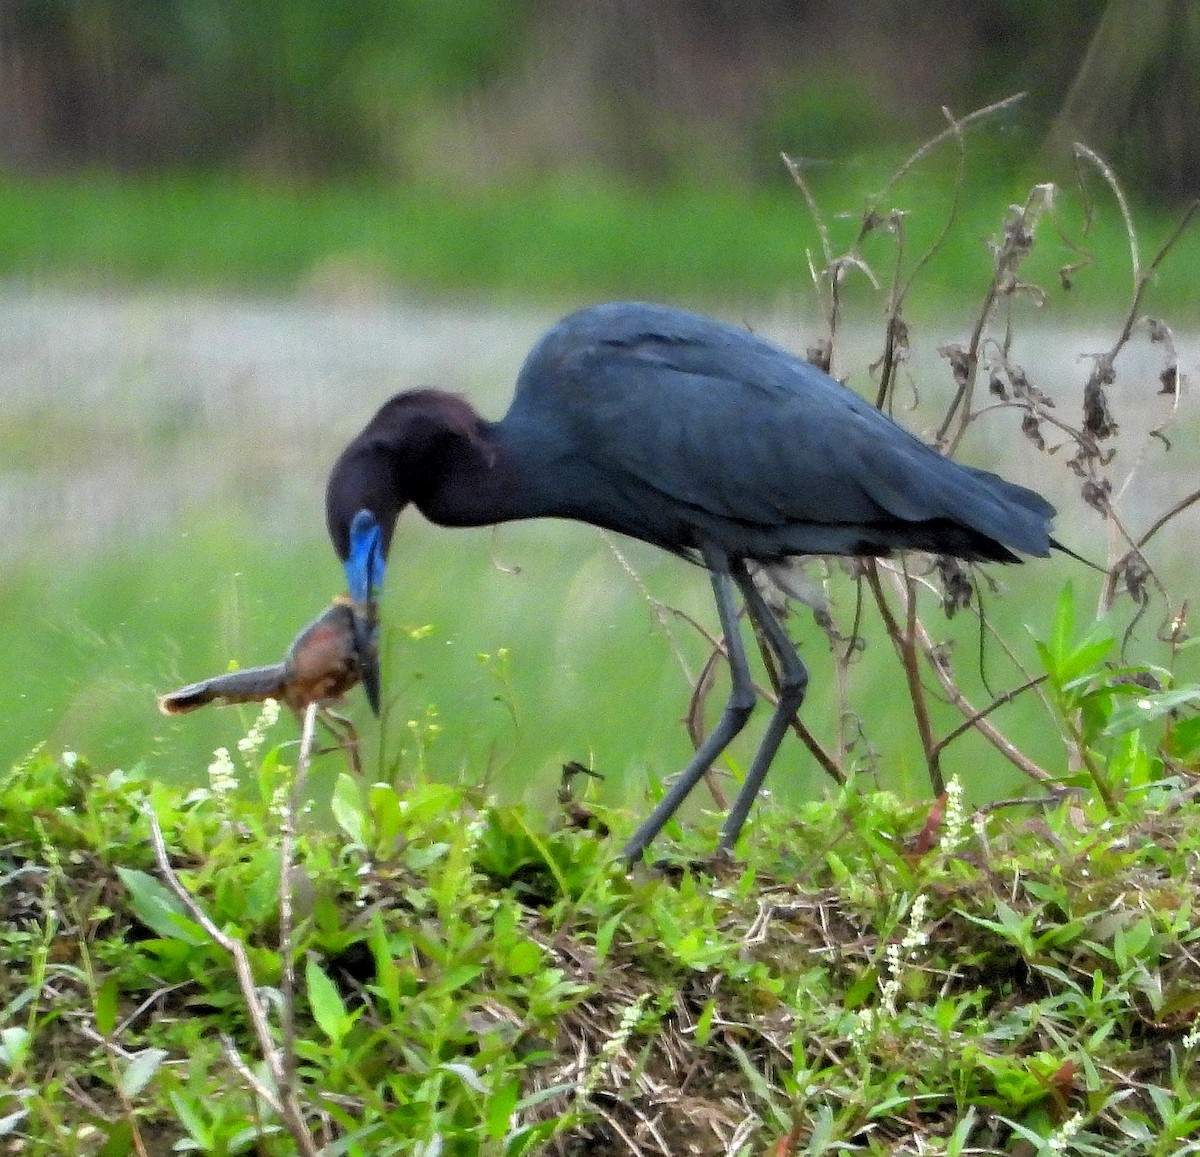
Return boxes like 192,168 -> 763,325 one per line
147,727 -> 322,1157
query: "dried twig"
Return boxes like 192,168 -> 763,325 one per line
929,675 -> 1050,761
906,608 -> 1054,786
864,563 -> 942,794
279,703 -> 318,1098
147,708 -> 322,1157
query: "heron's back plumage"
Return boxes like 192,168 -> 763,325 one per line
502,302 -> 1054,563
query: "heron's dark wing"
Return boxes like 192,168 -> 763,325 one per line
516,305 -> 1053,560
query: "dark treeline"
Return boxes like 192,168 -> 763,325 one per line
0,0 -> 1196,198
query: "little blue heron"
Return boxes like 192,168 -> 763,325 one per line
325,302 -> 1058,861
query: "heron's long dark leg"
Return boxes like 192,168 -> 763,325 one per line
621,550 -> 756,863
718,562 -> 809,850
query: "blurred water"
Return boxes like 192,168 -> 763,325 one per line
2,286 -> 1195,566
0,288 -> 553,561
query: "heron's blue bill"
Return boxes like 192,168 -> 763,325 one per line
346,509 -> 386,602
345,509 -> 385,715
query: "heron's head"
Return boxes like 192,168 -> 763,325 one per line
326,434 -> 406,570
326,400 -> 420,716
326,389 -> 478,571
326,446 -> 408,717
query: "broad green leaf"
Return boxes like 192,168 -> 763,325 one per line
368,911 -> 401,1016
1106,686 -> 1200,736
945,1107 -> 978,1157
1168,713 -> 1200,757
306,956 -> 350,1045
116,868 -> 207,946
0,1028 -> 30,1072
595,913 -> 621,963
1056,632 -> 1116,688
169,1092 -> 212,1146
486,1077 -> 519,1140
94,974 -> 119,1037
331,773 -> 365,845
440,1060 -> 487,1093
95,1121 -> 135,1157
119,1047 -> 168,1097
1047,582 -> 1077,676
368,782 -> 406,850
506,939 -> 543,976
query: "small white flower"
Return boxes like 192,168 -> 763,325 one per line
940,775 -> 967,854
850,1007 -> 875,1047
461,809 -> 490,858
578,993 -> 651,1098
237,698 -> 281,765
269,780 -> 291,822
208,747 -> 238,801
1046,1111 -> 1084,1152
903,894 -> 929,950
614,995 -> 648,1040
880,943 -> 903,1015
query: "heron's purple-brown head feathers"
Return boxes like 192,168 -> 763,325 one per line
326,388 -> 490,567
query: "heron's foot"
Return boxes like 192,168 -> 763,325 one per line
557,761 -> 609,835
623,843 -> 741,881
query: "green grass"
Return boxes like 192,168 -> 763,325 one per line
1,166 -> 1197,314
4,711 -> 1200,1153
8,501 -> 1195,832
0,521 -> 953,807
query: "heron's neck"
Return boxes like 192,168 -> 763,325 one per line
410,419 -> 521,528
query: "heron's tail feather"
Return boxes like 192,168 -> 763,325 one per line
1050,537 -> 1107,573
158,664 -> 289,714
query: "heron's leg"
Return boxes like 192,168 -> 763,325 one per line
621,552 -> 756,864
719,562 -> 809,851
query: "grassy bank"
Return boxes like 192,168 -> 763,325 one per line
1,167 -> 1197,314
4,730 -> 1200,1154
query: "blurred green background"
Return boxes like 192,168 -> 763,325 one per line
3,0 -> 1198,821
